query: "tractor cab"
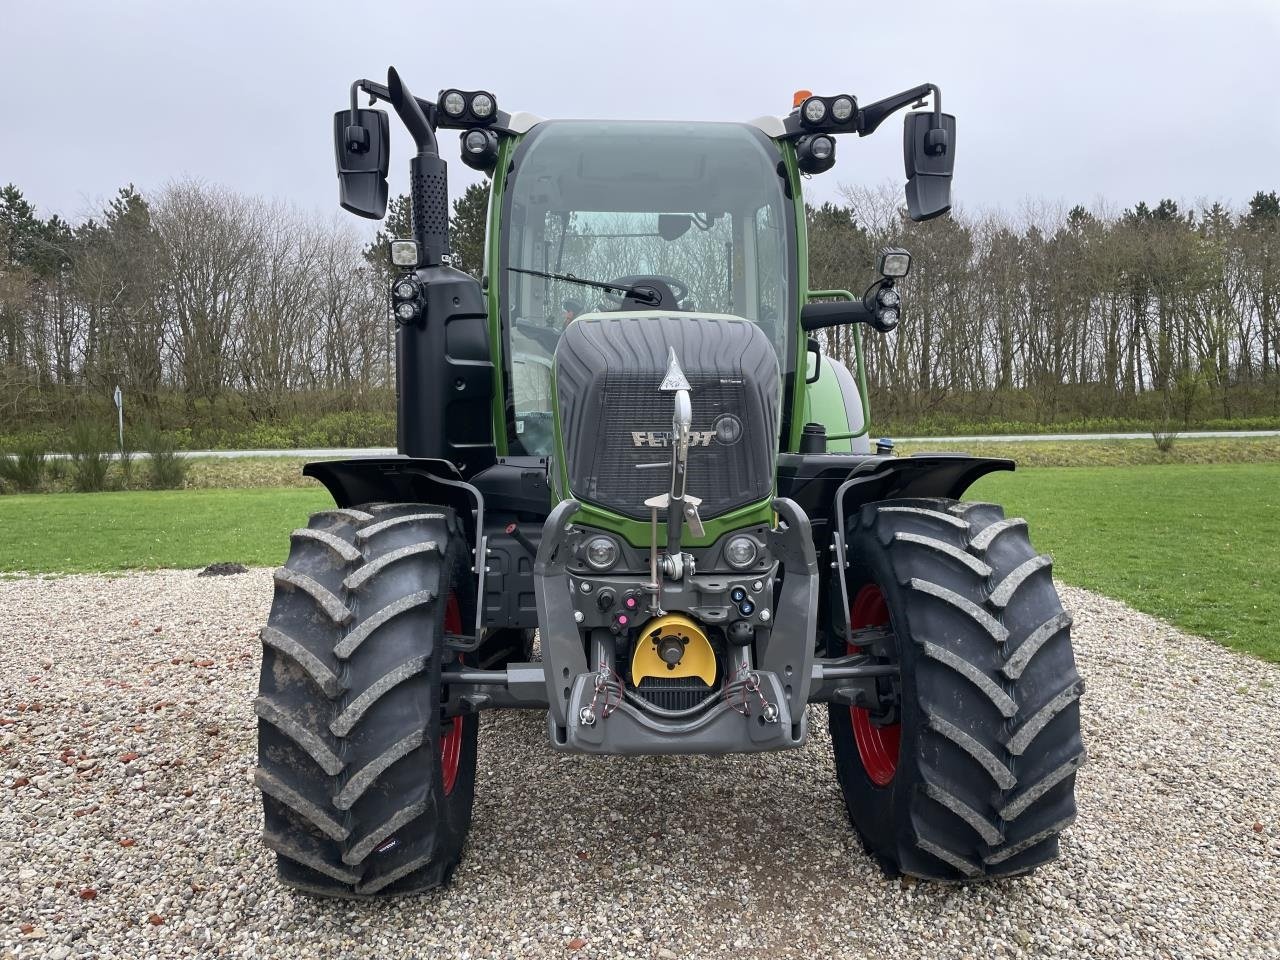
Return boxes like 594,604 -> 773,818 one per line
499,119 -> 794,457
331,74 -> 956,470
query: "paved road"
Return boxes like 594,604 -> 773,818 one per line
38,430 -> 1279,459
43,446 -> 398,461
895,429 -> 1280,443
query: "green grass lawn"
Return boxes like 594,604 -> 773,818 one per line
0,487 -> 330,573
971,464 -> 1280,662
2,464 -> 1277,662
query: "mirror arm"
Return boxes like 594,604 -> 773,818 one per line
857,82 -> 942,137
800,300 -> 878,332
351,76 -> 442,156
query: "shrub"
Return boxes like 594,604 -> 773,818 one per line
0,443 -> 48,493
145,429 -> 189,489
1152,422 -> 1179,453
297,411 -> 395,448
117,447 -> 136,490
67,423 -> 112,493
113,429 -> 139,490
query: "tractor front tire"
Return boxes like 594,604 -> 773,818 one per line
828,498 -> 1085,880
255,503 -> 478,898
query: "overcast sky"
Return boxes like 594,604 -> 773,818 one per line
4,0 -> 1278,228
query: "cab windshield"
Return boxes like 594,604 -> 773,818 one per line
500,120 -> 794,455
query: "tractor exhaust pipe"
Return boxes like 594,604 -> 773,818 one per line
386,67 -> 450,269
365,66 -> 492,473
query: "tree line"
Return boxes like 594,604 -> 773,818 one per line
1,177 -> 1277,445
810,187 -> 1280,430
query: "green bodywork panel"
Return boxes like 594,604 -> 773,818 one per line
486,134 -> 520,456
571,500 -> 777,550
800,354 -> 855,453
801,288 -> 872,448
781,144 -> 812,453
482,134 -> 871,543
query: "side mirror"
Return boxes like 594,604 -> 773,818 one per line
903,111 -> 956,222
333,108 -> 390,219
658,214 -> 693,241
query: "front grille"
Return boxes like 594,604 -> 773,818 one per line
633,676 -> 716,712
554,316 -> 780,522
584,373 -> 756,518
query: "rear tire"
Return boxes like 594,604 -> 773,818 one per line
827,498 -> 1085,880
255,503 -> 479,898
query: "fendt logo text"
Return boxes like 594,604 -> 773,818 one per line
631,431 -> 715,448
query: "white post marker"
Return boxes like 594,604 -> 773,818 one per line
113,385 -> 124,452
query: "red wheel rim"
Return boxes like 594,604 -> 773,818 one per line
847,584 -> 901,787
440,593 -> 464,796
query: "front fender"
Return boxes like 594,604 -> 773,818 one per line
304,456 -> 475,521
775,452 -> 1013,543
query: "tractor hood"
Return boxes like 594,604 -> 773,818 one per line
553,313 -> 780,520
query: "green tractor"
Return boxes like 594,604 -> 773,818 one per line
254,68 -> 1084,897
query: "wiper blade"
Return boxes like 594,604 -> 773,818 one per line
506,266 -> 659,305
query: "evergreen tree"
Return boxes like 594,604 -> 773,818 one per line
449,180 -> 491,278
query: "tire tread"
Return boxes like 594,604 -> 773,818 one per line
829,496 -> 1084,882
255,503 -> 477,898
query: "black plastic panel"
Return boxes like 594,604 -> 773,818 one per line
775,451 -> 1014,543
395,263 -> 495,476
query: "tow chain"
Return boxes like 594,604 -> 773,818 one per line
726,659 -> 780,723
578,656 -> 623,727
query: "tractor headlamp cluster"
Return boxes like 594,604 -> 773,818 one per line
796,134 -> 837,175
437,89 -> 499,126
390,274 -> 421,324
878,247 -> 912,278
389,240 -> 420,268
583,535 -> 620,571
459,128 -> 500,173
864,248 -> 913,333
798,93 -> 859,131
724,536 -> 760,570
791,92 -> 858,174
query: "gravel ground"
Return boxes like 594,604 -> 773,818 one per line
1,571 -> 1277,960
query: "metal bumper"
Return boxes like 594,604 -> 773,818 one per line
533,497 -> 820,756
551,669 -> 804,755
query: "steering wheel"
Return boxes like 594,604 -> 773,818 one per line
603,275 -> 691,311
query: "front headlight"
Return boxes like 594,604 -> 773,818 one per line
878,247 -> 913,278
584,536 -> 620,571
724,536 -> 759,570
389,240 -> 419,267
441,90 -> 467,117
